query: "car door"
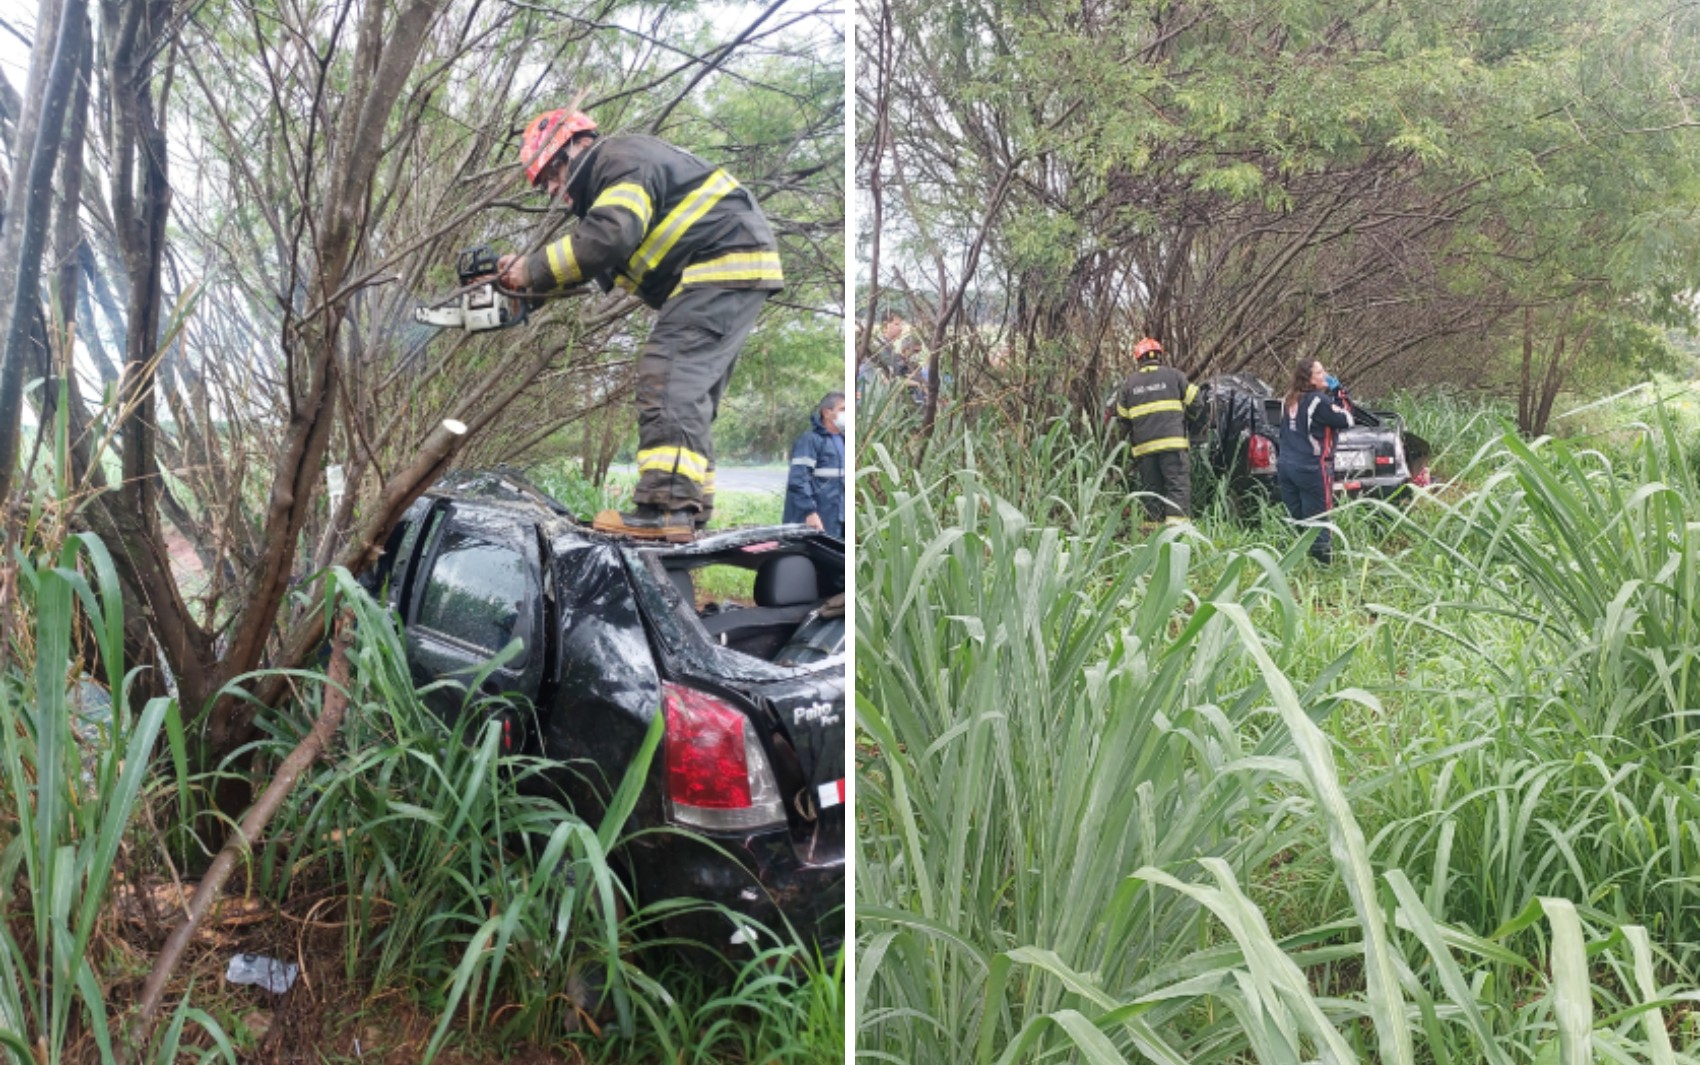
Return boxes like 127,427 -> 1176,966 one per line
402,505 -> 545,735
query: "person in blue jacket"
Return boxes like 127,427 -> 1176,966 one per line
1277,358 -> 1354,564
783,392 -> 846,538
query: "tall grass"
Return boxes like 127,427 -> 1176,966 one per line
236,569 -> 839,1062
237,574 -> 641,1048
858,396 -> 1700,1062
0,533 -> 233,1062
1343,410 -> 1700,976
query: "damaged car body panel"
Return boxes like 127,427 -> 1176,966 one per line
364,474 -> 845,956
539,536 -> 663,825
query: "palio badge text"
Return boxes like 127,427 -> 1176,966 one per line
794,701 -> 841,727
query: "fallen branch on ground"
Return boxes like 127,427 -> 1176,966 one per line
132,608 -> 358,1036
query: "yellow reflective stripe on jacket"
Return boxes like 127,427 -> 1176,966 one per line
1130,437 -> 1190,458
625,169 -> 740,286
1183,383 -> 1199,406
592,182 -> 655,230
636,445 -> 710,483
1116,398 -> 1185,420
678,250 -> 783,287
546,238 -> 582,286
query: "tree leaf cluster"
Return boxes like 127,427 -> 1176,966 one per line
858,0 -> 1700,427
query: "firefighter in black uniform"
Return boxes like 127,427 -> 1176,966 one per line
498,109 -> 784,539
1113,337 -> 1201,526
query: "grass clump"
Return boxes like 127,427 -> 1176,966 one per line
857,388 -> 1700,1063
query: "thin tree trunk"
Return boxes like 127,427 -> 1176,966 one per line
1519,306 -> 1535,435
0,0 -> 84,507
34,16 -> 91,474
246,418 -> 468,719
1533,315 -> 1595,437
924,161 -> 1019,436
200,0 -> 444,761
857,0 -> 892,368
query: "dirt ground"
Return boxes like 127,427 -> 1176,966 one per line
81,880 -> 593,1065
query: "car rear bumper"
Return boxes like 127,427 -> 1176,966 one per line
1245,469 -> 1412,500
628,825 -> 845,955
1332,475 -> 1412,499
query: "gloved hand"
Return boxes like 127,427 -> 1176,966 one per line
498,253 -> 531,291
1325,374 -> 1341,393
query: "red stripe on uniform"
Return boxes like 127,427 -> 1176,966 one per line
1321,427 -> 1334,509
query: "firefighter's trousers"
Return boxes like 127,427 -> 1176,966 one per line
633,286 -> 770,513
1133,450 -> 1191,522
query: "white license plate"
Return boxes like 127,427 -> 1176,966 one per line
1335,449 -> 1374,471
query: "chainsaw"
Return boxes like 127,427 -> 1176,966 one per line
414,246 -> 531,333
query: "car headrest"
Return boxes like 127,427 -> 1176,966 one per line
754,555 -> 818,607
668,568 -> 694,606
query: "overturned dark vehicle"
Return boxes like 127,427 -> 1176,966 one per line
1197,373 -> 1431,504
360,471 -> 845,955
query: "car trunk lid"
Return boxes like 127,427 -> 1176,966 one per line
737,672 -> 846,856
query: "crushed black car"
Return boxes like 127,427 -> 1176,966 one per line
359,470 -> 845,955
1197,373 -> 1431,503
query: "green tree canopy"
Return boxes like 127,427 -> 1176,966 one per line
857,0 -> 1700,424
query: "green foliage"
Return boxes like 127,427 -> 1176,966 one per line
858,399 -> 1319,1061
715,317 -> 846,462
858,390 -> 1700,1062
0,536 -> 233,1062
616,946 -> 844,1065
524,460 -> 624,518
866,0 -> 1700,409
1352,416 -> 1700,966
241,573 -> 644,1056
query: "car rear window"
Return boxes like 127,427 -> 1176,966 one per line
417,529 -> 530,655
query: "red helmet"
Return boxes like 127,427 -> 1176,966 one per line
1133,337 -> 1164,359
520,109 -> 598,186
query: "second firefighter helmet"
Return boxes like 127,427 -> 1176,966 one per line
1132,336 -> 1164,362
520,109 -> 599,187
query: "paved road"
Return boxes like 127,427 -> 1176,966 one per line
611,463 -> 787,494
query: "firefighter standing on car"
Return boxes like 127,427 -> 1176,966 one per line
783,391 -> 846,539
497,109 -> 784,539
1113,337 -> 1201,526
1277,357 -> 1354,564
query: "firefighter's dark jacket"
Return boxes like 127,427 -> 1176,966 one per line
524,135 -> 783,310
1114,363 -> 1200,457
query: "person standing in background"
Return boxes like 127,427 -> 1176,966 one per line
1276,357 -> 1354,563
784,392 -> 846,538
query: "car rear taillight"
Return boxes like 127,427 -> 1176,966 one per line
1247,434 -> 1273,471
1375,455 -> 1394,466
663,683 -> 786,832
